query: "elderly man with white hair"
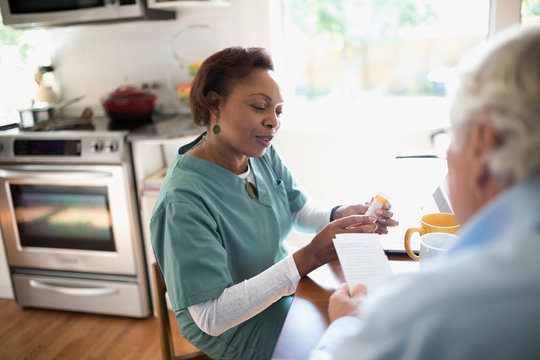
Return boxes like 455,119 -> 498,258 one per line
310,27 -> 540,360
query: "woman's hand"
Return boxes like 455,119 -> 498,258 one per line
293,215 -> 377,277
328,284 -> 368,323
333,203 -> 399,234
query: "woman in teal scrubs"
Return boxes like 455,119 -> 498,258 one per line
150,47 -> 398,360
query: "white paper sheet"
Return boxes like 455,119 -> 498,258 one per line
333,233 -> 393,294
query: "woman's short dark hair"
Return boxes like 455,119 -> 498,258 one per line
190,46 -> 274,127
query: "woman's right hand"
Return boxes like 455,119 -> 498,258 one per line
293,215 -> 377,277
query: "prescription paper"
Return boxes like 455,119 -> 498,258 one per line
333,233 -> 393,294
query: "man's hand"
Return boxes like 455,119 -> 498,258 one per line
328,283 -> 368,323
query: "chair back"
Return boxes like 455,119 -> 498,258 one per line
152,262 -> 176,360
152,262 -> 211,360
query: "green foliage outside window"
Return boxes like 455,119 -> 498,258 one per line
290,0 -> 437,44
522,0 -> 540,27
285,0 -> 441,99
0,10 -> 33,65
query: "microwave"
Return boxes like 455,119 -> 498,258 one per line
0,0 -> 175,28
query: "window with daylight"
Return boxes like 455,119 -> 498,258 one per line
522,0 -> 540,28
0,11 -> 52,127
275,0 -> 539,249
278,0 -> 491,137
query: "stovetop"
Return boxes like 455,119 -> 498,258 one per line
0,114 -> 200,139
0,115 -> 201,163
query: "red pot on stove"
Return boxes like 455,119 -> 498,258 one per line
101,86 -> 157,124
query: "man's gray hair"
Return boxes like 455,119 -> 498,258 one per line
450,26 -> 540,187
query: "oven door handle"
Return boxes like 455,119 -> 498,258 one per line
0,168 -> 113,181
29,279 -> 119,296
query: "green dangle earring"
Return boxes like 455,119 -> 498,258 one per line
212,109 -> 221,134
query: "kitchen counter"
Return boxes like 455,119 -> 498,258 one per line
92,114 -> 202,141
0,114 -> 203,141
123,115 -> 203,141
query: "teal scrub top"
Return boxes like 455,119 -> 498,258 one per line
150,135 -> 307,360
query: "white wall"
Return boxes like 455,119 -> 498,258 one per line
48,0 -> 275,118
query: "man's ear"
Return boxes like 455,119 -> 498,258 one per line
469,120 -> 498,188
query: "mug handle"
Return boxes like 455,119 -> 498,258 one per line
404,227 -> 425,261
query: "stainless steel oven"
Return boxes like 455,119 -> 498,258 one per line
0,130 -> 151,318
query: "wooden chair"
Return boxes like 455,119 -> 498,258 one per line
152,262 -> 210,360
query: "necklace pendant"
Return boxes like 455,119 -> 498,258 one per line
245,181 -> 258,198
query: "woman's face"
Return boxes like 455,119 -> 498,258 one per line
215,68 -> 284,159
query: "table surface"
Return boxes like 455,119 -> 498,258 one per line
272,254 -> 417,360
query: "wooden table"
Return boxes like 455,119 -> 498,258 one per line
272,254 -> 416,360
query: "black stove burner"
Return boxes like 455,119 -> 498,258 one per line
107,118 -> 153,131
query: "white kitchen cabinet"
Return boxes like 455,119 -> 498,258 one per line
130,134 -> 200,249
130,133 -> 200,312
147,0 -> 230,9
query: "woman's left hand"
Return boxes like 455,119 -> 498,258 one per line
333,203 -> 399,234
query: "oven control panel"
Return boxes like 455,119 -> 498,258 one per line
14,139 -> 82,156
0,131 -> 128,163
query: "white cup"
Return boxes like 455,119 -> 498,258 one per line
418,232 -> 460,267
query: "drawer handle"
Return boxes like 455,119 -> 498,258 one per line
29,280 -> 119,296
0,168 -> 113,181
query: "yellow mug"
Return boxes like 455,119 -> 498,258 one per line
404,213 -> 460,260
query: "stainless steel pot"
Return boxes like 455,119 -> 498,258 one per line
18,97 -> 83,129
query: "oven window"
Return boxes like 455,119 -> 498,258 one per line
10,184 -> 116,252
